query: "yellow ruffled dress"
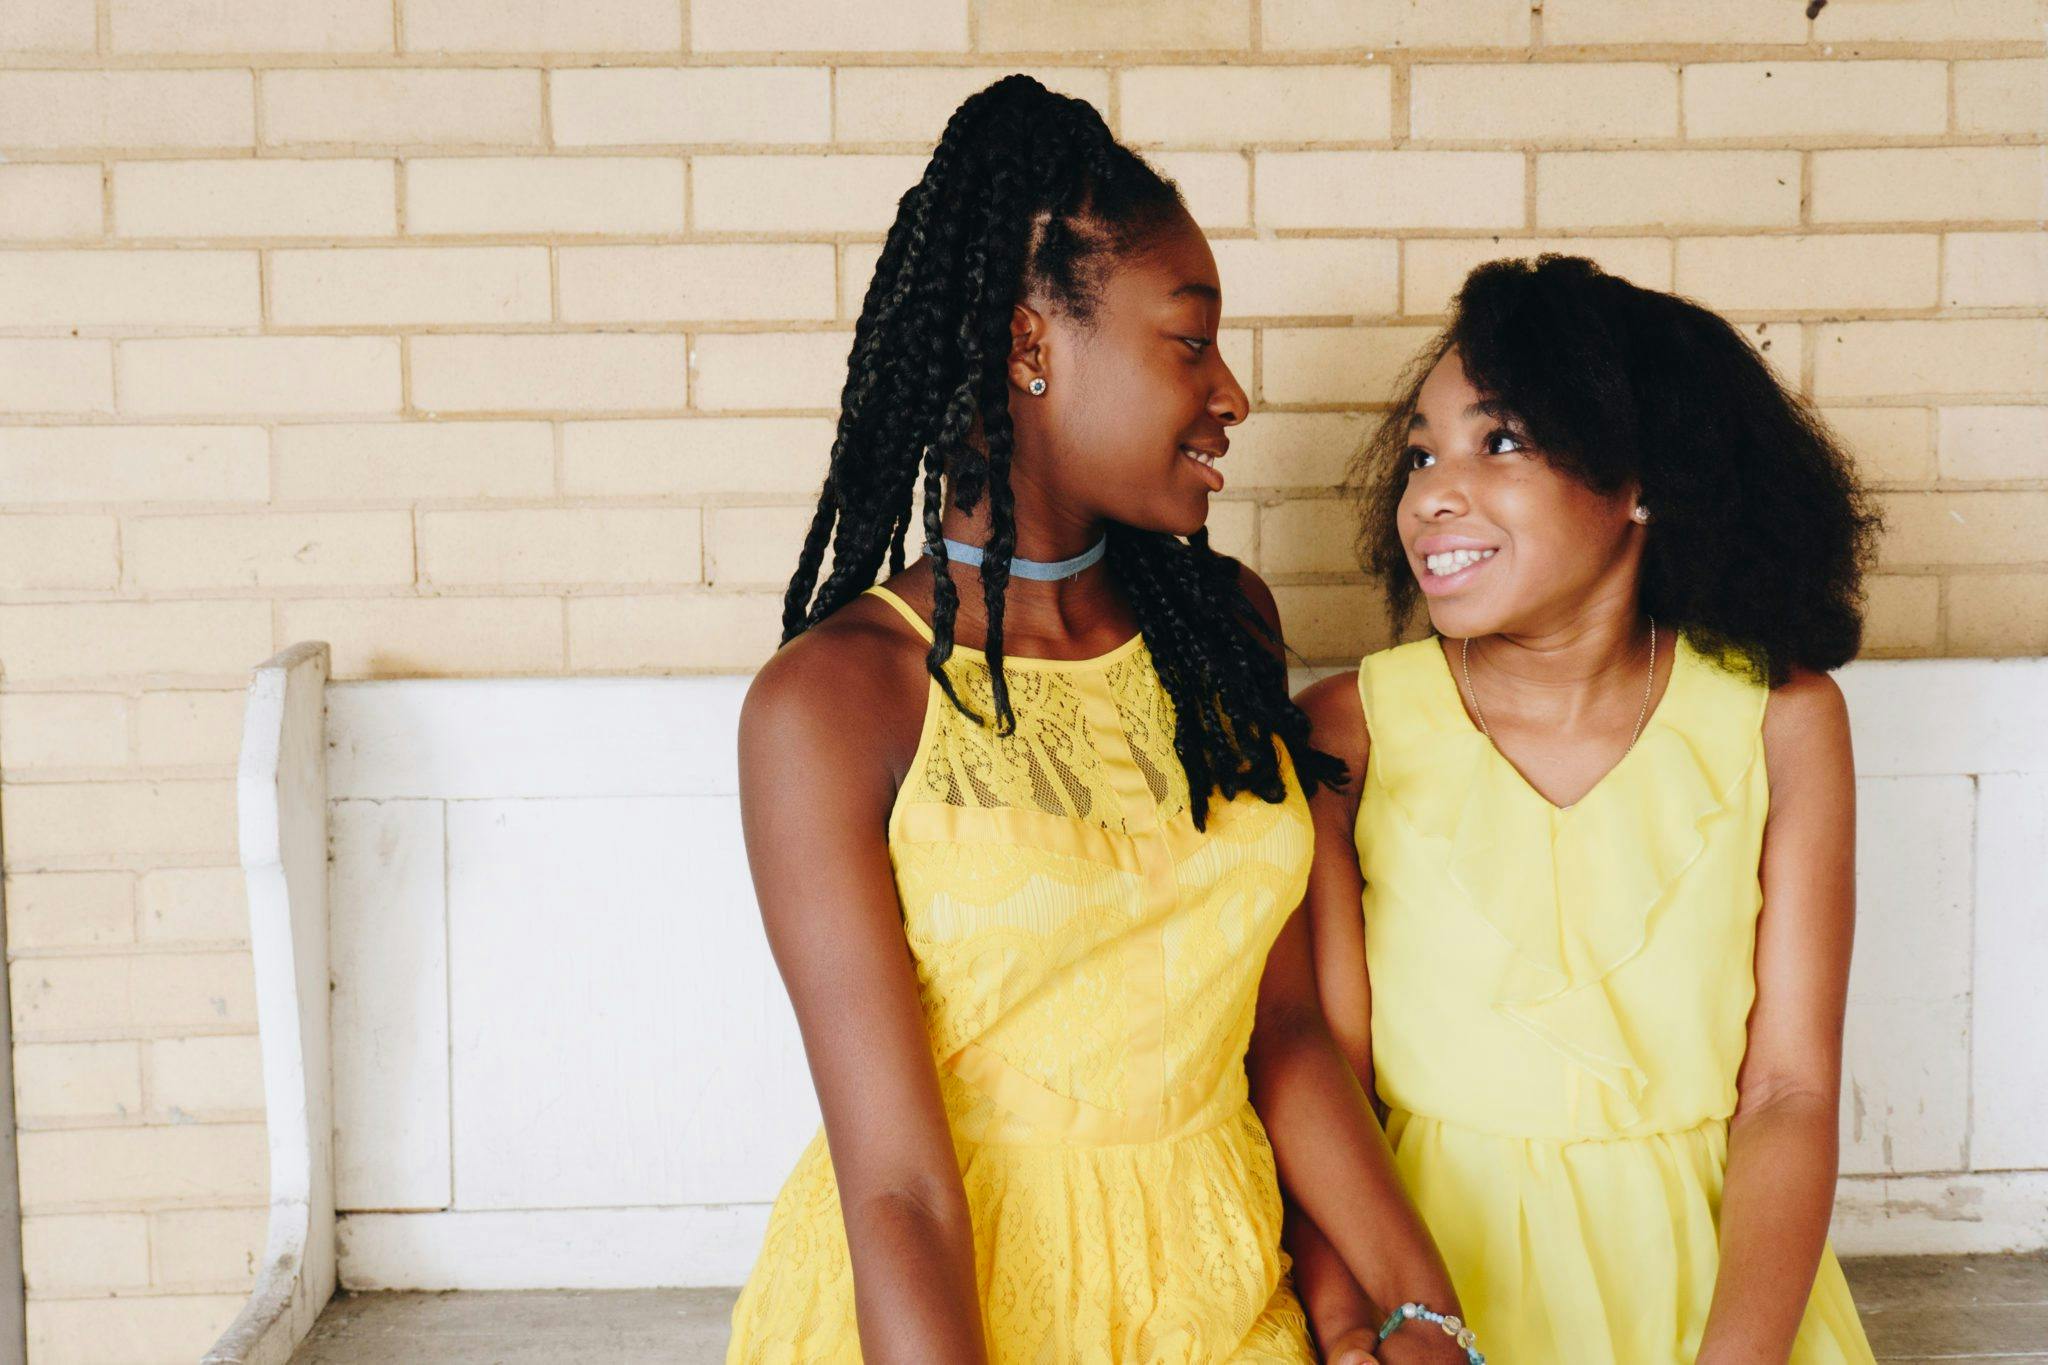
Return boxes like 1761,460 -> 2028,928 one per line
1355,635 -> 1876,1364
727,584 -> 1318,1362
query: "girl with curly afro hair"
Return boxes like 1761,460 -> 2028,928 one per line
1286,255 -> 1882,1365
727,75 -> 1468,1363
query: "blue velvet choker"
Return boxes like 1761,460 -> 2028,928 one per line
934,535 -> 1107,581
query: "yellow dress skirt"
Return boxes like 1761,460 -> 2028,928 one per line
726,585 -> 1318,1362
1354,634 -> 1877,1364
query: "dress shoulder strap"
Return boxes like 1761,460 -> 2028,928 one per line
1356,637 -> 1469,751
862,583 -> 936,645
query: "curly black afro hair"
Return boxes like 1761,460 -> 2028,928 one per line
1354,253 -> 1880,686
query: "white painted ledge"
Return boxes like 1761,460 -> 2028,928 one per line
203,643 -> 335,1365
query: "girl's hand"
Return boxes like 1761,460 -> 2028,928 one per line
1321,1325 -> 1380,1365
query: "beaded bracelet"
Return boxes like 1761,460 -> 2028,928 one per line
1376,1301 -> 1486,1364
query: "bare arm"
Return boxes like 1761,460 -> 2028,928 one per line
1234,571 -> 1464,1365
1252,906 -> 1466,1365
739,625 -> 987,1362
1697,669 -> 1857,1364
1278,672 -> 1389,1362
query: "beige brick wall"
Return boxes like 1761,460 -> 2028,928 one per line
1,2 -> 2043,1358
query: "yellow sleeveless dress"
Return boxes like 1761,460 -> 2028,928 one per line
1355,635 -> 1876,1364
726,584 -> 1318,1363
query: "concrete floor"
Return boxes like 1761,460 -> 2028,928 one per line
290,1255 -> 2048,1363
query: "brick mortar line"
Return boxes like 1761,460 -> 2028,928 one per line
11,394 -> 2048,422
4,855 -> 251,872
29,1283 -> 271,1303
10,217 -> 2043,248
1388,58 -> 1411,144
8,135 -> 2046,159
397,332 -> 413,418
537,54 -> 555,152
4,932 -> 251,953
108,484 -> 128,594
0,475 -> 2027,514
253,244 -> 271,338
17,1113 -> 265,1133
6,394 -> 2032,429
20,1197 -> 266,1218
5,938 -> 251,957
10,305 -> 2048,335
2,42 -> 2042,71
0,556 -> 2043,610
10,1027 -> 258,1045
246,66 -> 266,149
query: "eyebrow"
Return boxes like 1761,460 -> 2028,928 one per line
1408,399 -> 1513,431
1170,282 -> 1221,302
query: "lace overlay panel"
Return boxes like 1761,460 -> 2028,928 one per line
892,644 -> 1313,1138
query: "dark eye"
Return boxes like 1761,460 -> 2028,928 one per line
1406,446 -> 1436,471
1180,336 -> 1213,355
1485,428 -> 1528,455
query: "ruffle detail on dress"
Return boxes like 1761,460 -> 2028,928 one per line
1360,637 -> 1765,1130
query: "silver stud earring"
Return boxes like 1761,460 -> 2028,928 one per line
1632,504 -> 1651,524
1028,377 -> 1047,396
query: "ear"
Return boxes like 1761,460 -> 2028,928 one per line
1007,302 -> 1051,396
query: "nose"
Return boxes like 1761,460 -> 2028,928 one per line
1211,356 -> 1249,427
1409,462 -> 1470,521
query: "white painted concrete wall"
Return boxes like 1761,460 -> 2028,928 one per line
1829,658 -> 2048,1255
320,658 -> 2048,1290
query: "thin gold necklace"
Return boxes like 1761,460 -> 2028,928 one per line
1460,618 -> 1659,758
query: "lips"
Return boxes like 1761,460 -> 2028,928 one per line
1179,441 -> 1227,492
1423,546 -> 1495,577
1412,535 -> 1499,595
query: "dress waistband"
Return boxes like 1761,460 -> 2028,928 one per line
1388,1107 -> 1730,1146
945,1062 -> 1254,1149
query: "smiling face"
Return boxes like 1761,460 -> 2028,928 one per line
1397,346 -> 1645,639
1009,207 -> 1248,538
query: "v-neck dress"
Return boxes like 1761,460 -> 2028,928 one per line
726,584 -> 1318,1362
1353,634 -> 1876,1364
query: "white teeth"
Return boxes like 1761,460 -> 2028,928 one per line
1424,548 -> 1496,576
1181,447 -> 1217,468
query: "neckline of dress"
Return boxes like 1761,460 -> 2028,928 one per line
865,584 -> 1147,671
1427,629 -> 1690,816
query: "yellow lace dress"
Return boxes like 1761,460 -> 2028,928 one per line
726,584 -> 1319,1363
1355,635 -> 1876,1364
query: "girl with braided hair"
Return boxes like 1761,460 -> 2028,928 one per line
726,76 -> 1468,1363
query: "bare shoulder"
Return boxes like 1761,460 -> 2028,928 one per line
1295,669 -> 1368,794
740,592 -> 929,780
1297,669 -> 1365,734
1762,665 -> 1851,748
1761,665 -> 1853,797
